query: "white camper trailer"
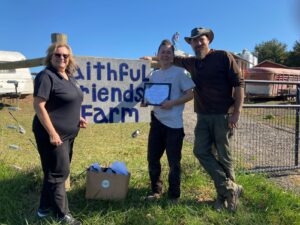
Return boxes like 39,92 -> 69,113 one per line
0,51 -> 33,96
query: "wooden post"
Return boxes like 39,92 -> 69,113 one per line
51,33 -> 68,43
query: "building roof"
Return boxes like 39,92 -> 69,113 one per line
246,66 -> 300,75
255,60 -> 287,69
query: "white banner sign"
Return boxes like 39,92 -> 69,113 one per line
74,56 -> 151,123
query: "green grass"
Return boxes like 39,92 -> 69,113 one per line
0,99 -> 300,225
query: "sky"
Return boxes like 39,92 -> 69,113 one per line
0,0 -> 299,72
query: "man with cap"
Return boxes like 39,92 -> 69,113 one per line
180,27 -> 244,212
142,27 -> 244,212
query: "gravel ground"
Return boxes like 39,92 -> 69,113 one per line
183,101 -> 300,195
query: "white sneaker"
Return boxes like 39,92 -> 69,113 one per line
59,214 -> 82,225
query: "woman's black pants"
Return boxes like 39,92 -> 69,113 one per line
34,134 -> 74,218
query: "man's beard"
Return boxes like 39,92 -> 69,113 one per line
194,46 -> 208,59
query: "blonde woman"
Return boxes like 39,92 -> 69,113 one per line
33,42 -> 86,225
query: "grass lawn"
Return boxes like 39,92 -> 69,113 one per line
0,99 -> 299,225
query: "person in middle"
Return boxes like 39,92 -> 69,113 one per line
144,39 -> 195,202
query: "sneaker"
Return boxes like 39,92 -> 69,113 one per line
37,208 -> 51,218
59,214 -> 82,225
145,193 -> 161,201
227,184 -> 243,212
214,195 -> 227,212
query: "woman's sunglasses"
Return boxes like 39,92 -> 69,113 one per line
54,53 -> 69,59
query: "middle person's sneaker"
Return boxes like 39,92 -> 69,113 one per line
145,192 -> 161,201
37,208 -> 51,218
58,214 -> 82,225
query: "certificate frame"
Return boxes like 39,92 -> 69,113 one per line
142,82 -> 172,106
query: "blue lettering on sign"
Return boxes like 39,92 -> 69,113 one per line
81,105 -> 93,118
75,61 -> 149,82
107,63 -> 117,81
86,62 -> 91,80
93,62 -> 105,80
141,64 -> 149,82
79,83 -> 145,103
119,63 -> 128,81
97,87 -> 109,102
81,105 -> 139,123
121,108 -> 139,122
80,85 -> 89,94
135,87 -> 144,102
76,60 -> 149,123
75,67 -> 84,80
92,84 -> 110,102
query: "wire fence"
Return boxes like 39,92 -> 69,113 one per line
230,80 -> 300,172
231,105 -> 300,172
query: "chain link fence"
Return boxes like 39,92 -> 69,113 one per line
231,105 -> 300,172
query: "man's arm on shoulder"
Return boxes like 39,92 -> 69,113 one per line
140,56 -> 158,61
140,55 -> 193,72
140,56 -> 160,68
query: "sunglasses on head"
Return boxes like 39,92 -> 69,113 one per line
54,53 -> 69,59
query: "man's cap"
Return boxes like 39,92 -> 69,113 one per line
184,27 -> 214,44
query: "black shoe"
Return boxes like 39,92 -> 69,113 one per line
214,196 -> 227,212
59,214 -> 82,225
37,208 -> 51,218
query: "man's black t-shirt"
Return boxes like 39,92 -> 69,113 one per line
32,67 -> 83,141
174,50 -> 244,114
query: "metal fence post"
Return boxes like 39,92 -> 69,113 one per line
295,85 -> 300,166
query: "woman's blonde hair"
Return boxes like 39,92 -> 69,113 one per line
44,42 -> 77,75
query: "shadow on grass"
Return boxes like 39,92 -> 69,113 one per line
67,183 -> 215,225
0,165 -> 41,225
67,179 -> 214,216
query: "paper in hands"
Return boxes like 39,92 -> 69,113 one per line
143,83 -> 171,106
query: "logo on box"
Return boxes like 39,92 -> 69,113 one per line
101,179 -> 110,189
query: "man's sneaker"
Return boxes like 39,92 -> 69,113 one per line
227,184 -> 243,212
37,208 -> 51,218
145,193 -> 161,201
214,195 -> 227,212
59,214 -> 82,225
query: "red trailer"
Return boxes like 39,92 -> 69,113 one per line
245,67 -> 300,98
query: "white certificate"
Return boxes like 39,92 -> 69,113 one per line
143,83 -> 171,106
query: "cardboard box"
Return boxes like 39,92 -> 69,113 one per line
85,170 -> 130,200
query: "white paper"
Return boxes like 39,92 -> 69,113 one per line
144,84 -> 170,105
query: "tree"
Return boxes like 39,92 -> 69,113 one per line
254,39 -> 288,64
285,40 -> 300,67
